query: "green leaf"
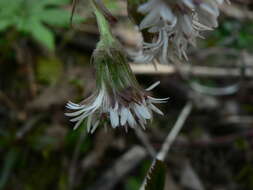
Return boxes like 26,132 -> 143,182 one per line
30,22 -> 55,50
0,0 -> 85,50
0,0 -> 23,15
38,0 -> 71,7
0,0 -> 23,29
16,16 -> 38,32
0,20 -> 12,31
40,9 -> 73,27
144,159 -> 166,190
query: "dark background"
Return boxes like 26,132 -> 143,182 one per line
0,0 -> 253,189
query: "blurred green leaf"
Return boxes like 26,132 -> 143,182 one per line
205,19 -> 253,50
0,20 -> 12,31
0,0 -> 84,50
144,159 -> 166,190
125,177 -> 141,190
104,0 -> 119,10
0,0 -> 22,16
31,22 -> 55,50
0,148 -> 19,190
38,0 -> 71,7
236,164 -> 253,189
40,9 -> 72,26
234,138 -> 250,151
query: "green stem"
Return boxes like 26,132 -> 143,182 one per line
90,0 -> 115,46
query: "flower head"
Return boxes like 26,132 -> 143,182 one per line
66,46 -> 168,133
65,1 -> 168,133
131,0 -> 228,64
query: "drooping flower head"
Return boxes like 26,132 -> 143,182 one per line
65,0 -> 168,133
128,0 -> 229,64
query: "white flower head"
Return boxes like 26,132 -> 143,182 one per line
131,0 -> 228,64
65,46 -> 169,133
66,0 -> 169,133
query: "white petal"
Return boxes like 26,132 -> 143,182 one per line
135,104 -> 151,119
139,119 -> 146,130
120,107 -> 128,126
148,96 -> 170,103
137,0 -> 156,14
193,20 -> 213,31
65,108 -> 87,117
86,115 -> 92,132
139,9 -> 160,30
91,120 -> 99,134
70,111 -> 91,122
160,6 -> 175,23
182,0 -> 195,9
134,105 -> 145,121
66,101 -> 85,110
92,91 -> 104,109
126,110 -> 136,128
134,105 -> 149,129
146,81 -> 160,91
114,102 -> 119,111
73,118 -> 83,130
181,15 -> 194,37
149,104 -> 164,115
200,4 -> 219,17
110,108 -> 119,128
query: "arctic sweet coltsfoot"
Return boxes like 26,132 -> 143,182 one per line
65,0 -> 168,133
130,0 -> 228,64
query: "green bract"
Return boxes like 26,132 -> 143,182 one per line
93,44 -> 141,92
91,0 -> 140,91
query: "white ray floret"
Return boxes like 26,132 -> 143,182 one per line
65,82 -> 168,133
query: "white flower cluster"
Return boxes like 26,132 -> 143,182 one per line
66,81 -> 168,133
134,0 -> 228,64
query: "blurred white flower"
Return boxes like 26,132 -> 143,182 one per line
134,0 -> 228,64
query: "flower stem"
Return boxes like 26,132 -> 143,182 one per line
90,0 -> 115,46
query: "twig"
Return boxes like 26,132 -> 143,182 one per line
180,161 -> 205,190
130,64 -> 253,78
140,102 -> 193,190
88,146 -> 147,190
156,101 -> 193,161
